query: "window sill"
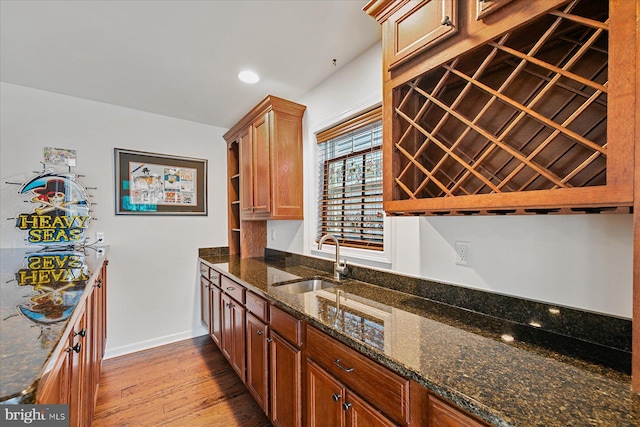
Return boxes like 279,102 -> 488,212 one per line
311,245 -> 392,270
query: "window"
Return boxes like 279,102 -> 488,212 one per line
316,107 -> 383,251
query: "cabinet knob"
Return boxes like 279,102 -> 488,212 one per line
332,393 -> 341,402
266,338 -> 273,343
74,328 -> 86,338
94,279 -> 102,288
257,330 -> 264,335
342,402 -> 352,411
67,343 -> 82,353
441,16 -> 453,26
334,359 -> 354,373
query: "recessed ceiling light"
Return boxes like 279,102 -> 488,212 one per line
238,70 -> 259,84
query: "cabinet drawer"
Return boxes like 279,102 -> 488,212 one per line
221,275 -> 245,304
307,325 -> 410,425
429,395 -> 487,427
199,262 -> 210,279
209,271 -> 220,288
246,291 -> 268,322
270,305 -> 302,347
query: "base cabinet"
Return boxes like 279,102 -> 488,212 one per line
307,360 -> 396,427
200,276 -> 211,332
204,267 -> 489,427
428,395 -> 487,427
269,330 -> 302,427
221,292 -> 246,380
37,261 -> 108,427
209,281 -> 222,346
246,312 -> 269,413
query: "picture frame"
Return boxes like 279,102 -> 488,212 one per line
114,148 -> 207,215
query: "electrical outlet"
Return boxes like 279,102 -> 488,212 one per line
96,232 -> 105,244
455,241 -> 471,266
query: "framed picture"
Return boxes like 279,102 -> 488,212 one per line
115,148 -> 207,215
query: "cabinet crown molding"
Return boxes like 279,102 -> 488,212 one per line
223,95 -> 306,142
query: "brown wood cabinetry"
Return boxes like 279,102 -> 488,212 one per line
306,325 -> 411,426
200,276 -> 211,332
246,312 -> 269,413
428,395 -> 486,427
307,359 -> 397,427
37,261 -> 108,427
201,263 -> 221,343
269,307 -> 303,427
245,291 -> 270,414
221,292 -> 246,380
209,280 -> 222,346
203,267 -> 493,426
380,0 -> 458,71
364,0 -> 635,216
223,95 -> 306,258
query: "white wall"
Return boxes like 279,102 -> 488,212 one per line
0,83 -> 227,357
268,43 -> 634,319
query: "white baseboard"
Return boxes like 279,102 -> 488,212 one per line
103,327 -> 209,360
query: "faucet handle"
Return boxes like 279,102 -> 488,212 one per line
335,261 -> 349,279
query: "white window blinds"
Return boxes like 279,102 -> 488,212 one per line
317,109 -> 383,251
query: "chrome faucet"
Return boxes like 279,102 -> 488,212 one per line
318,234 -> 348,279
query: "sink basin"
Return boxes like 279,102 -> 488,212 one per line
274,278 -> 338,294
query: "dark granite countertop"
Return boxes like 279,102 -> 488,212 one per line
199,253 -> 640,427
0,247 -> 109,403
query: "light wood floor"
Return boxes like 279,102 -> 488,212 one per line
93,335 -> 272,427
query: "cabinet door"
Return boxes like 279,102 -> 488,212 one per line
345,390 -> 398,427
384,0 -> 458,69
68,307 -> 88,427
475,0 -> 514,19
231,297 -> 246,380
270,109 -> 304,219
239,127 -> 254,216
200,277 -> 211,331
221,293 -> 246,380
209,283 -> 222,347
221,293 -> 234,362
429,395 -> 487,427
269,331 -> 302,427
37,338 -> 72,405
306,360 -> 344,427
252,112 -> 272,215
246,313 -> 269,413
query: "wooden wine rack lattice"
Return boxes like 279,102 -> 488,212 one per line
392,0 -> 616,214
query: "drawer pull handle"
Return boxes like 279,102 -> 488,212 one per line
226,287 -> 235,291
342,402 -> 352,411
334,359 -> 354,373
332,393 -> 341,402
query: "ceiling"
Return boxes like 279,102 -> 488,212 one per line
0,0 -> 381,129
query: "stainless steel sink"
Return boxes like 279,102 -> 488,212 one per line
274,278 -> 338,294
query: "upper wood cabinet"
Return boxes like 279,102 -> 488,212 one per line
371,0 -> 458,71
364,0 -> 636,216
224,95 -> 306,221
